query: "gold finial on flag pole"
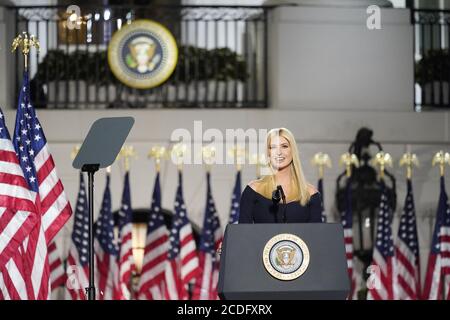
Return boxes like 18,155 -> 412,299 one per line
311,152 -> 332,179
119,145 -> 137,172
250,153 -> 268,179
171,143 -> 187,172
399,153 -> 419,180
202,146 -> 216,173
432,150 -> 450,177
339,152 -> 359,178
148,146 -> 168,173
371,151 -> 393,180
228,146 -> 246,171
71,145 -> 81,160
12,32 -> 40,71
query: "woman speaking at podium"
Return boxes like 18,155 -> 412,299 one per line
238,128 -> 323,223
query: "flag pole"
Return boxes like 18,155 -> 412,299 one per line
399,152 -> 419,180
431,151 -> 450,299
119,145 -> 137,173
118,145 -> 137,298
12,31 -> 40,73
311,152 -> 332,180
371,151 -> 393,182
432,150 -> 450,177
148,145 -> 168,173
339,152 -> 359,178
202,146 -> 215,174
172,143 -> 187,173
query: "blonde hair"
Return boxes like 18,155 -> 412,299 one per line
257,128 -> 311,206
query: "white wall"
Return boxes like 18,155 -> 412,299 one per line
269,7 -> 413,111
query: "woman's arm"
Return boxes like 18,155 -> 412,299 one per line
238,186 -> 255,223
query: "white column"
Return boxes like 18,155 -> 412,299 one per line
0,5 -> 16,109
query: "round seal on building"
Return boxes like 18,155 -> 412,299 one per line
108,19 -> 178,89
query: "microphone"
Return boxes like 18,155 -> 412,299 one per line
277,185 -> 287,223
272,187 -> 282,204
272,185 -> 287,223
277,185 -> 286,205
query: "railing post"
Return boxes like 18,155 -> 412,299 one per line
0,7 -> 16,109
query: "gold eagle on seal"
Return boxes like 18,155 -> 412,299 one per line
275,245 -> 296,268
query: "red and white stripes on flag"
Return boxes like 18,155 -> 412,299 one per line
0,138 -> 37,269
0,108 -> 38,300
95,243 -> 119,300
394,179 -> 421,300
48,240 -> 65,296
367,182 -> 395,300
164,171 -> 200,300
440,194 -> 450,299
13,72 -> 72,299
422,176 -> 450,300
64,173 -> 89,300
34,146 -> 73,243
340,179 -> 356,299
137,172 -> 169,300
65,245 -> 89,300
95,173 -> 120,300
193,172 -> 222,300
117,171 -> 136,299
0,249 -> 30,300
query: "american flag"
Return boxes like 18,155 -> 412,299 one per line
367,181 -> 395,300
95,173 -> 119,300
341,179 -> 356,299
443,202 -> 450,300
423,176 -> 450,300
193,172 -> 223,300
13,71 -> 72,299
228,170 -> 241,224
164,171 -> 200,300
137,172 -> 169,300
0,108 -> 38,300
394,178 -> 421,300
48,240 -> 66,297
317,178 -> 326,222
117,171 -> 135,299
65,172 -> 89,300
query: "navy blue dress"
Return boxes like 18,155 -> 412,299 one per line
238,186 -> 323,223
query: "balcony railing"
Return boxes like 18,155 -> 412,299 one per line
8,4 -> 274,109
412,9 -> 450,110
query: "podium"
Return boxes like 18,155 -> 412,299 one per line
218,223 -> 350,300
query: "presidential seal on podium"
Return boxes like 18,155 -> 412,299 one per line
263,233 -> 310,281
108,19 -> 178,89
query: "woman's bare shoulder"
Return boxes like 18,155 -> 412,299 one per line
248,179 -> 264,192
307,183 -> 319,196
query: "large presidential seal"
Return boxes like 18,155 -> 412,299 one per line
108,19 -> 178,89
262,233 -> 310,281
